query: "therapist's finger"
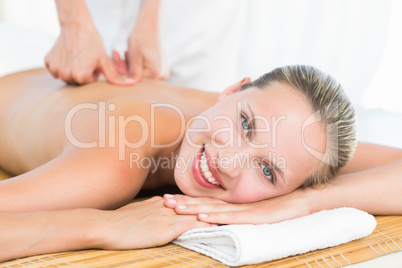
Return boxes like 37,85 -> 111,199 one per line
45,58 -> 59,79
99,56 -> 135,86
143,57 -> 161,79
159,65 -> 170,80
112,50 -> 129,75
125,51 -> 129,68
59,70 -> 76,85
128,52 -> 143,83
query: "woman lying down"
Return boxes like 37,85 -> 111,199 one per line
0,65 -> 401,262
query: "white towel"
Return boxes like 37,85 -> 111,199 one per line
173,207 -> 376,266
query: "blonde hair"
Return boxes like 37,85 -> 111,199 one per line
241,65 -> 356,187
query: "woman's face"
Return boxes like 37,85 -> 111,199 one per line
174,82 -> 326,203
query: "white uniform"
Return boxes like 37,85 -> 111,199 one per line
86,0 -> 248,92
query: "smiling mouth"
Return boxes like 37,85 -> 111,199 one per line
199,147 -> 221,186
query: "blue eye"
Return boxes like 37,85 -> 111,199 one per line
241,117 -> 250,131
240,113 -> 251,138
262,164 -> 273,181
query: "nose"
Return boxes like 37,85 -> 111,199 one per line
217,147 -> 249,179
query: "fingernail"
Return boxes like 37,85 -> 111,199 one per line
211,224 -> 219,227
164,194 -> 174,199
177,204 -> 186,209
199,214 -> 208,218
167,199 -> 176,204
124,77 -> 135,83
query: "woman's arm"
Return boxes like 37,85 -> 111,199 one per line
0,208 -> 99,262
0,146 -> 147,212
314,159 -> 402,215
164,142 -> 402,224
339,142 -> 402,174
0,197 -> 209,262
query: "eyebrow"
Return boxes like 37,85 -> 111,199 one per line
246,102 -> 256,141
246,102 -> 286,185
270,159 -> 286,185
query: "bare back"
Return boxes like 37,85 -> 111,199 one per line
0,69 -> 217,175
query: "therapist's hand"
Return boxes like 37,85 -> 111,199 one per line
163,188 -> 318,225
126,0 -> 168,82
45,17 -> 134,86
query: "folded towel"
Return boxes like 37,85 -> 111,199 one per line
173,207 -> 376,266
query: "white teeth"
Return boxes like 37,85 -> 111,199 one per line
199,150 -> 220,186
204,171 -> 212,178
208,177 -> 219,185
201,164 -> 208,172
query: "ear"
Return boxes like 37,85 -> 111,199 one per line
216,77 -> 251,104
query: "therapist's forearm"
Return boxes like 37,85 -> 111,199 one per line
55,0 -> 92,26
313,159 -> 402,215
0,208 -> 102,262
136,0 -> 161,29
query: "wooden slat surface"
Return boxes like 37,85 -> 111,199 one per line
1,171 -> 401,267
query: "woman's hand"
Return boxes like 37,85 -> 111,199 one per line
0,197 -> 209,262
97,196 -> 210,250
163,188 -> 318,225
45,4 -> 133,86
126,0 -> 168,82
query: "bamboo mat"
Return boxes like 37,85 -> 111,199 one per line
1,171 -> 402,267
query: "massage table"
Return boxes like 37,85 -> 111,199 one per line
1,169 -> 402,267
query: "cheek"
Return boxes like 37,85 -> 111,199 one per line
173,162 -> 194,196
210,121 -> 236,148
227,178 -> 298,203
227,182 -> 276,203
174,140 -> 196,184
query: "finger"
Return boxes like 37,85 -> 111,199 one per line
99,56 -> 135,86
72,70 -> 97,85
58,70 -> 73,84
112,61 -> 128,76
174,202 -> 248,216
143,62 -> 161,79
163,197 -> 177,209
112,50 -> 122,63
159,65 -> 170,80
163,194 -> 226,210
146,196 -> 164,202
165,194 -> 225,205
112,50 -> 123,69
198,207 -> 303,225
142,48 -> 163,79
128,52 -> 143,82
93,70 -> 100,82
124,51 -> 129,66
142,68 -> 154,78
44,53 -> 51,70
197,210 -> 265,225
44,45 -> 56,71
46,63 -> 59,79
112,50 -> 129,75
170,219 -> 211,236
